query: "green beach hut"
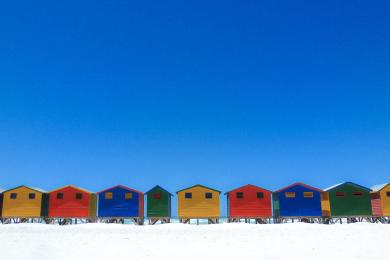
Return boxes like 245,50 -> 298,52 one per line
325,182 -> 372,217
145,185 -> 172,224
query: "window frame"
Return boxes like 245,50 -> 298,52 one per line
257,192 -> 264,199
387,191 -> 390,197
303,192 -> 314,198
57,193 -> 64,199
335,192 -> 345,197
205,192 -> 213,199
236,192 -> 244,199
185,192 -> 192,199
285,192 -> 296,198
105,192 -> 113,200
10,193 -> 17,199
75,193 -> 83,200
352,191 -> 363,197
125,192 -> 133,200
28,193 -> 36,200
153,192 -> 162,200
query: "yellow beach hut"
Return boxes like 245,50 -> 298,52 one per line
2,186 -> 49,220
176,184 -> 220,224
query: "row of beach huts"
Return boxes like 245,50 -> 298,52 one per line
0,182 -> 389,225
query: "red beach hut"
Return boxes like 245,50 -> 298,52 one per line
48,185 -> 96,219
225,184 -> 272,223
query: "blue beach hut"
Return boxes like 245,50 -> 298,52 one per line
273,182 -> 324,218
97,185 -> 144,219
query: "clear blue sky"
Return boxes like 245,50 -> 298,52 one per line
1,1 -> 389,216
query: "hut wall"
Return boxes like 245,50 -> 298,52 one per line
228,185 -> 272,218
328,184 -> 372,216
48,187 -> 91,218
379,186 -> 390,216
178,186 -> 220,218
278,185 -> 322,217
147,187 -> 171,217
371,193 -> 383,216
98,186 -> 142,218
321,192 -> 331,216
0,193 -> 3,216
89,194 -> 97,218
2,187 -> 44,218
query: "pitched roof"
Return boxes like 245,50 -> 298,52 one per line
49,185 -> 94,194
371,183 -> 390,192
3,185 -> 47,193
176,184 -> 221,194
97,185 -> 143,195
324,182 -> 371,192
145,185 -> 173,196
275,182 -> 324,193
224,184 -> 272,195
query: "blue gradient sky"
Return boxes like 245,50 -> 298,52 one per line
1,0 -> 389,215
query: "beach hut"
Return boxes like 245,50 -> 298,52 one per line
1,186 -> 49,220
273,182 -> 328,220
97,185 -> 144,224
370,183 -> 390,217
177,184 -> 220,224
325,182 -> 372,217
48,185 -> 97,221
225,184 -> 272,223
0,188 -> 4,217
145,185 -> 172,224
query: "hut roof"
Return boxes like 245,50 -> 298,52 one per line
324,182 -> 371,192
3,185 -> 47,193
97,185 -> 143,195
371,183 -> 390,192
275,182 -> 323,193
224,184 -> 272,195
145,185 -> 173,196
49,185 -> 94,194
176,184 -> 221,194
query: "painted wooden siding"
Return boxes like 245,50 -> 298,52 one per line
328,183 -> 372,216
227,185 -> 272,218
371,193 -> 383,216
321,192 -> 331,216
2,186 -> 46,218
276,183 -> 323,217
48,186 -> 93,218
178,186 -> 220,218
379,185 -> 390,216
0,193 -> 3,217
146,186 -> 171,217
98,186 -> 143,218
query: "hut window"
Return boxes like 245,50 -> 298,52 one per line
125,192 -> 133,200
29,193 -> 36,199
185,193 -> 192,199
205,192 -> 212,199
285,192 -> 295,198
153,193 -> 161,199
257,192 -> 264,199
303,192 -> 313,198
57,193 -> 64,199
387,192 -> 390,197
105,192 -> 113,200
236,192 -> 244,199
10,193 -> 17,199
76,193 -> 83,200
353,191 -> 363,197
336,192 -> 345,197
